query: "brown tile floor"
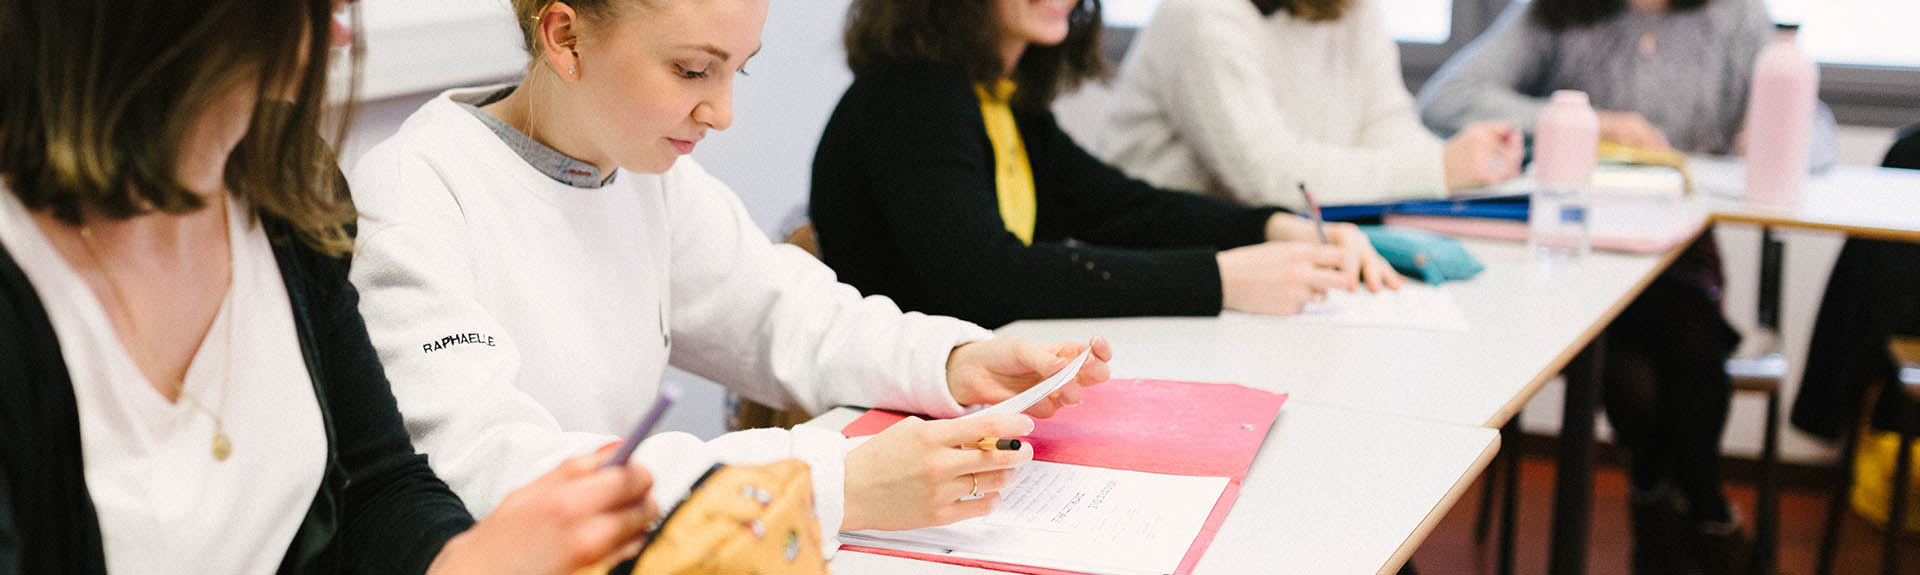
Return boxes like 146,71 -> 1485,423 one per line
1412,456 -> 1920,575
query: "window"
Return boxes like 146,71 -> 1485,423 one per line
1102,0 -> 1918,126
1772,0 -> 1920,69
1102,0 -> 1455,44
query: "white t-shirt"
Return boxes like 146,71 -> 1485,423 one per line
347,87 -> 993,553
0,189 -> 326,573
1099,0 -> 1448,209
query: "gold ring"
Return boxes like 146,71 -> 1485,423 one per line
969,474 -> 982,498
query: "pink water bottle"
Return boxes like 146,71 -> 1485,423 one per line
1534,90 -> 1599,189
1530,91 -> 1599,256
1744,23 -> 1818,206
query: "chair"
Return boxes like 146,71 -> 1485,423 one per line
1726,349 -> 1786,575
727,220 -> 824,432
1805,122 -> 1920,575
1811,337 -> 1920,575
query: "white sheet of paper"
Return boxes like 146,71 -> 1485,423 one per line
957,347 -> 1091,419
1223,283 -> 1470,332
841,461 -> 1229,575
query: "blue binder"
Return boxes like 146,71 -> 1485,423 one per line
1319,194 -> 1531,222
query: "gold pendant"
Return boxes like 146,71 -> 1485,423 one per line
212,432 -> 232,461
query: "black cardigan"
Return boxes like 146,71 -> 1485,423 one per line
0,215 -> 474,574
809,61 -> 1280,329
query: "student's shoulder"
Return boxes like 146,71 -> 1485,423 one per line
1151,0 -> 1263,29
846,60 -> 975,109
354,99 -> 463,174
353,91 -> 504,182
346,95 -> 483,218
1703,0 -> 1770,35
1133,0 -> 1271,60
1705,0 -> 1767,20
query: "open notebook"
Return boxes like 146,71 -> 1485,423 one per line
838,379 -> 1288,575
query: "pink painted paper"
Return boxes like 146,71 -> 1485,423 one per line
839,379 -> 1288,575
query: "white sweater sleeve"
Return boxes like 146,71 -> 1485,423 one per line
1414,1 -> 1554,137
660,159 -> 992,418
1148,0 -> 1445,210
656,159 -> 993,550
348,156 -> 612,518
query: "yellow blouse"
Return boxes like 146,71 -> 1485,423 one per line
975,80 -> 1037,245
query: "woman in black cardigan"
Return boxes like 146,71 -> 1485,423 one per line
811,0 -> 1402,329
0,1 -> 654,572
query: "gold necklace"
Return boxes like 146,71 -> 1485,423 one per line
76,198 -> 236,462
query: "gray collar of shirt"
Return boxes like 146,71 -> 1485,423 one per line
453,86 -> 616,189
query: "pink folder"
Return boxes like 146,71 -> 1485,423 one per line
839,379 -> 1289,575
1383,212 -> 1706,254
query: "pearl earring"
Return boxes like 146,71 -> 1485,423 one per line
568,64 -> 577,77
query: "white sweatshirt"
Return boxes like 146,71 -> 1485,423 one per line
1098,0 -> 1448,210
347,87 -> 991,551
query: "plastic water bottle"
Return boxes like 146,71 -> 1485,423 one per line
1530,90 -> 1598,258
1743,23 -> 1817,206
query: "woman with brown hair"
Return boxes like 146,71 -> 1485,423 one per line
0,1 -> 663,572
1099,0 -> 1524,211
811,0 -> 1402,330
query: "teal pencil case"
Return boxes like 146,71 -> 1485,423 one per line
1360,225 -> 1484,284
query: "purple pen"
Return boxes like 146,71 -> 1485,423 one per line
1297,182 -> 1329,244
601,385 -> 680,469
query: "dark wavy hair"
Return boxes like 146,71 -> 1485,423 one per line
1252,0 -> 1348,21
1531,0 -> 1711,31
0,0 -> 362,254
844,0 -> 1107,111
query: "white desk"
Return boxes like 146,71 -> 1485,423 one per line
1692,156 -> 1920,242
969,158 -> 1920,574
998,238 -> 1686,429
808,401 -> 1501,575
999,236 -> 1695,575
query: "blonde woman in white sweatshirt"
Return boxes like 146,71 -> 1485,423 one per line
347,0 -> 1113,551
1099,0 -> 1524,211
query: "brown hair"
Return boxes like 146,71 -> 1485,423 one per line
1252,0 -> 1348,22
0,0 -> 363,255
844,0 -> 1108,111
1531,0 -> 1711,31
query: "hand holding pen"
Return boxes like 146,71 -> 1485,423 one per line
434,390 -> 672,575
1296,182 -> 1404,294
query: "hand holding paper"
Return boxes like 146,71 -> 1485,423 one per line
945,337 -> 1112,418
